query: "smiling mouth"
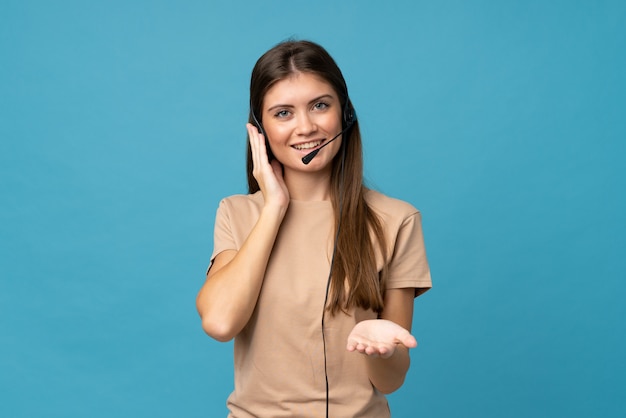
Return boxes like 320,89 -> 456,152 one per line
292,140 -> 324,151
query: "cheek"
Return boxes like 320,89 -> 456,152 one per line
264,123 -> 290,144
328,110 -> 344,133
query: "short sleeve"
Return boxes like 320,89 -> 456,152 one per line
210,199 -> 237,265
386,211 -> 432,297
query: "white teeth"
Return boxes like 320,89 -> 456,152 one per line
293,141 -> 322,150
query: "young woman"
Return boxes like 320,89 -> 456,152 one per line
196,40 -> 432,417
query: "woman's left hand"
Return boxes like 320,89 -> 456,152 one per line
346,319 -> 417,359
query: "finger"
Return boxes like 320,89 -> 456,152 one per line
396,332 -> 418,348
365,345 -> 378,356
370,342 -> 393,356
253,125 -> 271,166
379,343 -> 399,359
346,339 -> 358,352
247,124 -> 259,168
247,124 -> 262,163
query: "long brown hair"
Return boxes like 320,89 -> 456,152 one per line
247,40 -> 388,315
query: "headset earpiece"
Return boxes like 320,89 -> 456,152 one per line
250,108 -> 275,161
343,99 -> 356,129
250,109 -> 265,135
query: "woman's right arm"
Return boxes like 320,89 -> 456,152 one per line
196,123 -> 289,342
196,203 -> 285,341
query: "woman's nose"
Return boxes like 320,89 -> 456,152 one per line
295,112 -> 317,136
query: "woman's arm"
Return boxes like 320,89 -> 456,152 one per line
196,203 -> 285,341
346,288 -> 416,394
196,124 -> 289,342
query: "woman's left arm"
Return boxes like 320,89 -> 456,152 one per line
346,288 -> 416,394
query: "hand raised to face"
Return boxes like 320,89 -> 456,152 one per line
247,123 -> 290,209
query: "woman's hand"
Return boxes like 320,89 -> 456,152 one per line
346,319 -> 418,359
247,123 -> 289,209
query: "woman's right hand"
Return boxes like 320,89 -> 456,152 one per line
247,123 -> 289,209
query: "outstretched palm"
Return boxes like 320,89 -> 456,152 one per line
346,319 -> 417,359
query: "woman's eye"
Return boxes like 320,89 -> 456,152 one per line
314,102 -> 329,110
275,110 -> 290,118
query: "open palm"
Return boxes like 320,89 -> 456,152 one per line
346,319 -> 417,359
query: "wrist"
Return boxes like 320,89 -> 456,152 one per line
261,202 -> 288,222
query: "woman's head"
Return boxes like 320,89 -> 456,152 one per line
246,40 -> 387,315
249,40 -> 350,128
247,40 -> 362,194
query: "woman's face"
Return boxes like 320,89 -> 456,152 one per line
261,72 -> 343,174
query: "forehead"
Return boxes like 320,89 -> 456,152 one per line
263,72 -> 338,107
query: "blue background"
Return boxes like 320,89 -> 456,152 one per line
1,1 -> 625,417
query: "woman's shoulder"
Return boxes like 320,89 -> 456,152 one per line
364,189 -> 420,219
218,191 -> 264,214
220,191 -> 263,204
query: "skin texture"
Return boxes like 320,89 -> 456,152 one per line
196,72 -> 417,393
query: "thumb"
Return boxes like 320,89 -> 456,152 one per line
270,159 -> 283,176
397,330 -> 418,348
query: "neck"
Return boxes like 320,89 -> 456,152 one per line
284,168 -> 332,201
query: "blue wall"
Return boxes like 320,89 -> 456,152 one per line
1,1 -> 624,416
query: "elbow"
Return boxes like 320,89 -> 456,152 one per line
199,315 -> 238,342
196,294 -> 238,342
375,375 -> 406,395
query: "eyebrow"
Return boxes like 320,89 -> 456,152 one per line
266,94 -> 335,112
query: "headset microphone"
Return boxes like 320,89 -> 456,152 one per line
302,104 -> 356,165
301,129 -> 344,165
